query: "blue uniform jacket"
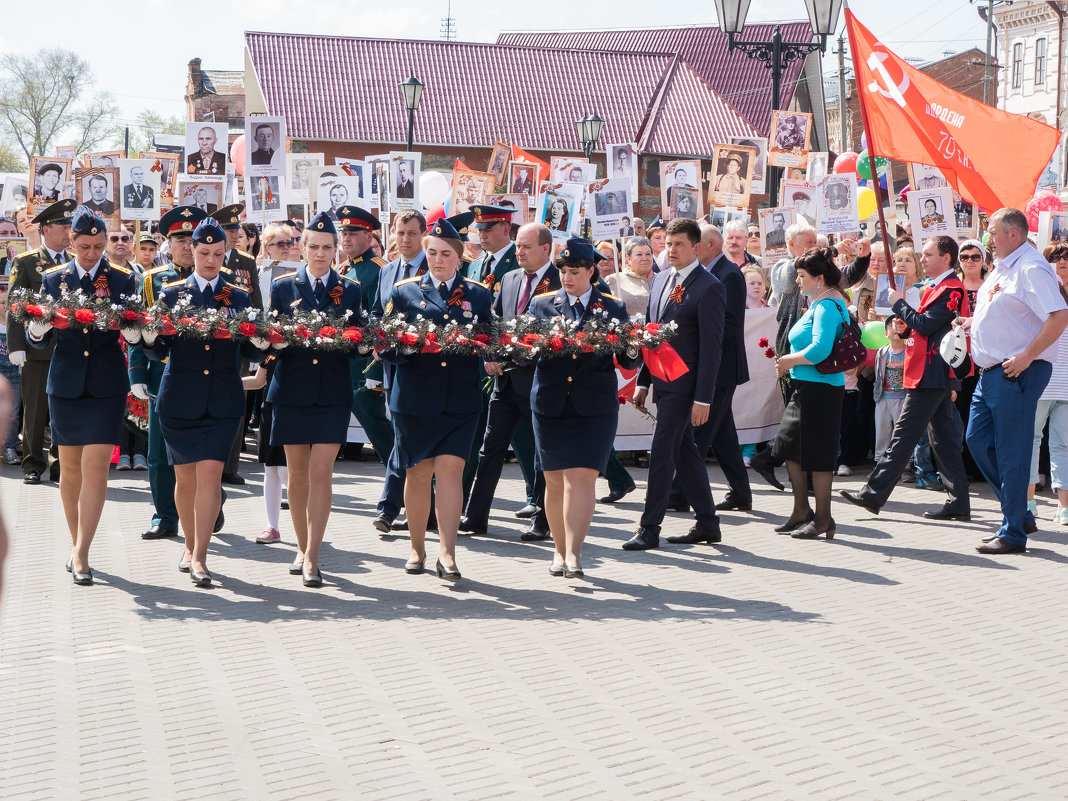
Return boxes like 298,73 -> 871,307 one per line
637,266 -> 725,405
465,244 -> 519,297
144,274 -> 260,419
528,287 -> 639,417
380,272 -> 494,416
33,258 -> 140,399
266,265 -> 362,407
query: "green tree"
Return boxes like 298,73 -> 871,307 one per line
115,109 -> 186,154
0,48 -> 113,160
0,141 -> 26,173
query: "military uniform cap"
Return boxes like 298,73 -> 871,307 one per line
160,205 -> 208,238
335,205 -> 381,232
307,211 -> 337,235
725,152 -> 744,166
429,217 -> 462,240
31,198 -> 77,226
139,232 -> 157,245
445,211 -> 475,236
37,162 -> 63,176
647,214 -> 666,231
70,206 -> 106,236
471,205 -> 513,230
559,237 -> 603,263
210,204 -> 245,230
192,217 -> 226,245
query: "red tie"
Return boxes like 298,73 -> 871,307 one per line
517,271 -> 536,315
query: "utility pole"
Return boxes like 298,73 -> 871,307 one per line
836,35 -> 848,152
973,0 -> 1012,106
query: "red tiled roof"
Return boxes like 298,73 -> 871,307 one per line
245,32 -> 758,157
497,23 -> 814,134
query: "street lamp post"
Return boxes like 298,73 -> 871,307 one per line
399,75 -> 424,152
574,113 -> 605,238
715,0 -> 843,205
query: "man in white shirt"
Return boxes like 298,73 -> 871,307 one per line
962,207 -> 1068,553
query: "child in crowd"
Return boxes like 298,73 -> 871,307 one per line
0,279 -> 21,465
873,315 -> 908,463
743,266 -> 767,309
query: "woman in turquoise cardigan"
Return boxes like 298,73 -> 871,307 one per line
771,247 -> 850,540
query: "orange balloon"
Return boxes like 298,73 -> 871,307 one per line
229,134 -> 246,176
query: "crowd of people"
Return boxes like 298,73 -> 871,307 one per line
0,191 -> 1065,592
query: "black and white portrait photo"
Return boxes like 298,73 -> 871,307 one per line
920,197 -> 944,228
388,151 -> 421,212
594,190 -> 628,216
31,158 -> 68,204
730,136 -> 768,194
660,160 -> 700,217
119,158 -> 161,221
77,168 -> 118,217
394,159 -> 415,199
246,175 -> 285,221
765,212 -> 787,248
824,180 -> 849,212
176,179 -> 221,214
768,111 -> 813,168
185,123 -> 228,176
316,175 -> 361,220
244,116 -> 286,176
123,165 -> 154,209
287,154 -> 323,203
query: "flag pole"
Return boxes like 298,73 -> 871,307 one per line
843,7 -> 898,292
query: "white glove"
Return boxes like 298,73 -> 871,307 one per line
364,379 -> 382,390
140,329 -> 158,347
8,351 -> 26,367
121,328 -> 143,345
271,340 -> 289,350
130,383 -> 149,400
248,336 -> 270,351
27,320 -> 53,340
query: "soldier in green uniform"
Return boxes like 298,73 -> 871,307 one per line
335,205 -> 395,466
5,198 -> 76,484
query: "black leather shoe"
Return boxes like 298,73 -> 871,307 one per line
839,489 -> 880,516
792,518 -> 837,539
976,538 -> 1026,554
302,568 -> 323,588
667,524 -> 722,545
435,559 -> 461,580
774,511 -> 814,533
178,559 -> 191,573
372,512 -> 394,533
213,508 -> 225,533
599,484 -> 637,504
72,568 -> 93,586
748,451 -> 785,491
191,569 -> 213,587
391,517 -> 408,531
289,559 -> 304,575
221,472 -> 245,486
622,527 -> 660,550
65,557 -> 72,573
715,494 -> 752,512
23,471 -> 41,485
1025,519 -> 1038,535
923,505 -> 971,521
514,504 -> 537,519
142,524 -> 179,540
521,523 -> 551,542
458,516 -> 488,536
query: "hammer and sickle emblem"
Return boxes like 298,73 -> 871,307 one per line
867,51 -> 910,108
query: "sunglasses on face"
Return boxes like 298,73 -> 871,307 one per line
747,231 -> 760,238
959,253 -> 983,262
272,239 -> 296,248
109,234 -> 132,243
1051,253 -> 1068,263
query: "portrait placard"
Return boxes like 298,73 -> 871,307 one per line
550,157 -> 590,184
85,150 -> 122,169
907,186 -> 955,249
758,207 -> 795,271
334,158 -> 367,202
450,169 -> 495,215
535,186 -> 580,241
781,179 -> 817,227
365,154 -> 390,209
138,152 -> 178,209
1,175 -> 29,217
659,159 -> 702,221
185,122 -> 228,176
587,178 -> 632,240
907,163 -> 949,190
1037,211 -> 1068,251
508,162 -> 537,198
806,152 -> 829,184
607,144 -> 639,199
375,163 -> 390,233
316,175 -> 361,220
484,193 -> 528,225
0,237 -> 29,274
245,116 -> 286,176
768,110 -> 812,168
75,167 -> 120,227
816,174 -> 859,235
1039,137 -> 1064,189
710,206 -> 748,229
730,136 -> 768,195
487,142 -> 511,189
245,175 -> 286,222
710,144 -> 755,209
175,177 -> 224,213
118,159 -> 161,221
388,151 -> 420,213
287,153 -> 324,204
28,156 -> 73,216
954,195 -> 978,238
55,145 -> 77,161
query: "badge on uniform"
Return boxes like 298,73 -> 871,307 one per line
461,300 -> 472,318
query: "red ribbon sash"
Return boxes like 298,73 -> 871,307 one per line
641,343 -> 689,382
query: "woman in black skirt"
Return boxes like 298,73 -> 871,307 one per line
142,218 -> 262,586
379,216 -> 494,580
27,206 -> 138,585
265,212 -> 362,587
528,239 -> 640,578
771,247 -> 850,540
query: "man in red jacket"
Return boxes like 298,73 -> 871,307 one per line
841,235 -> 972,521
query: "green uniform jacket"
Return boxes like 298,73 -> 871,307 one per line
128,263 -> 181,389
338,247 -> 384,385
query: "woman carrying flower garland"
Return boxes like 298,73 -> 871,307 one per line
142,217 -> 262,587
265,212 -> 363,588
25,206 -> 139,586
527,238 -> 640,578
379,215 -> 494,580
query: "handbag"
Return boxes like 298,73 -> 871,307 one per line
814,299 -> 867,374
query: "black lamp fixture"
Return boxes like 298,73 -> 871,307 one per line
575,113 -> 605,159
400,75 -> 424,151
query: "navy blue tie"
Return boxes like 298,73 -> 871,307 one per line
314,278 -> 325,304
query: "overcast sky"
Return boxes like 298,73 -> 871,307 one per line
0,0 -> 989,128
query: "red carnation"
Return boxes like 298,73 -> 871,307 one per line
160,319 -> 176,336
398,331 -> 419,346
178,316 -> 196,326
24,303 -> 45,318
213,326 -> 231,339
238,322 -> 258,337
606,334 -> 620,345
342,327 -> 363,342
318,325 -> 338,338
764,347 -> 776,359
522,333 -> 542,345
548,336 -> 565,353
947,292 -> 961,313
120,310 -> 141,322
53,310 -> 70,329
264,328 -> 284,344
293,325 -> 311,340
758,337 -> 770,348
474,333 -> 491,344
74,309 -> 95,325
618,394 -> 626,405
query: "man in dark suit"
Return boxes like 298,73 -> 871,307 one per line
187,127 -> 226,175
123,165 -> 154,209
511,169 -> 533,195
395,160 -> 415,199
841,235 -> 971,520
83,174 -> 116,216
461,223 -> 560,540
624,218 -> 726,550
250,124 -> 277,166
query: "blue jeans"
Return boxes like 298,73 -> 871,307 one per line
914,429 -> 934,475
1030,399 -> 1068,489
967,362 -> 1053,545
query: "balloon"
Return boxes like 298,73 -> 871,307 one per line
860,132 -> 868,152
861,320 -> 890,350
857,187 -> 878,220
425,204 -> 446,229
833,151 -> 859,175
857,150 -> 890,180
229,134 -> 246,176
419,171 -> 450,207
1025,190 -> 1064,232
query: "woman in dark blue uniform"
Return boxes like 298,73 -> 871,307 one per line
528,239 -> 639,578
266,212 -> 361,588
27,207 -> 139,585
379,216 -> 494,580
142,218 -> 262,587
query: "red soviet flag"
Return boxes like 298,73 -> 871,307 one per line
846,8 -> 1060,210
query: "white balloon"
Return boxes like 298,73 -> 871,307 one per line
419,171 -> 450,206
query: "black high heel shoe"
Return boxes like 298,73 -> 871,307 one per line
190,568 -> 213,587
302,567 -> 323,588
791,518 -> 836,540
72,567 -> 93,586
774,510 -> 814,534
435,559 -> 461,581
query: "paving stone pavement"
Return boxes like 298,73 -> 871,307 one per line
3,452 -> 1068,800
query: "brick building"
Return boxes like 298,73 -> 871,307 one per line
185,58 -> 245,126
